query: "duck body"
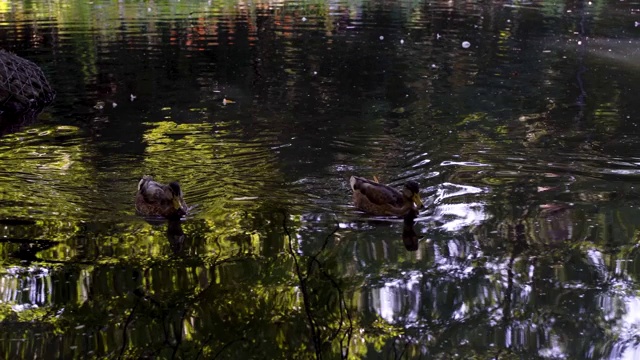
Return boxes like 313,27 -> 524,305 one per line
349,176 -> 423,217
135,176 -> 188,219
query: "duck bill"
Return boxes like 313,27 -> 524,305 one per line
173,197 -> 189,215
413,194 -> 424,209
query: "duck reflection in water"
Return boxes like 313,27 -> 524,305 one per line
166,220 -> 186,254
402,209 -> 420,251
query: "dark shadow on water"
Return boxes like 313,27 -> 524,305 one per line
0,112 -> 38,136
0,218 -> 37,226
1,237 -> 57,263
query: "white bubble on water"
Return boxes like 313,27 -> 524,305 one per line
462,41 -> 471,49
400,39 -> 404,44
302,17 -> 307,22
578,40 -> 582,45
379,35 -> 384,40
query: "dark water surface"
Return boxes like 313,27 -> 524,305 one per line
1,0 -> 640,358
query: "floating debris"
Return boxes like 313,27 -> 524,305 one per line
302,16 -> 307,22
130,94 -> 137,101
462,41 -> 471,49
233,196 -> 259,201
379,35 -> 384,40
223,98 -> 236,105
400,39 -> 405,44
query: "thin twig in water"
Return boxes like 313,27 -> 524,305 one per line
212,337 -> 248,359
170,308 -> 190,360
306,218 -> 353,359
195,335 -> 214,360
307,224 -> 340,274
397,341 -> 409,359
117,301 -> 139,360
282,210 -> 322,360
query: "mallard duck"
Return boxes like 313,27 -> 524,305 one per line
135,176 -> 188,219
349,176 -> 424,216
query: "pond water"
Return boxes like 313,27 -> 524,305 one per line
1,0 -> 640,358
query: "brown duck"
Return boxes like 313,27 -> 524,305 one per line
349,176 -> 424,216
135,176 -> 188,219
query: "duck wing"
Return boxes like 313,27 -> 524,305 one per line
350,176 -> 404,206
140,181 -> 171,204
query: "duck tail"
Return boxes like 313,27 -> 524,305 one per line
349,176 -> 358,191
137,177 -> 148,191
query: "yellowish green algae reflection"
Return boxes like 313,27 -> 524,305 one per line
0,125 -> 100,219
140,120 -> 289,216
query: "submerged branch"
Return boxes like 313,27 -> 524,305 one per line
281,210 -> 352,359
118,301 -> 140,360
282,210 -> 322,359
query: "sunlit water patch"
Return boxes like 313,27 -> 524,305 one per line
0,126 -> 108,220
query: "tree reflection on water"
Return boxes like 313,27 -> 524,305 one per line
1,0 -> 640,358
